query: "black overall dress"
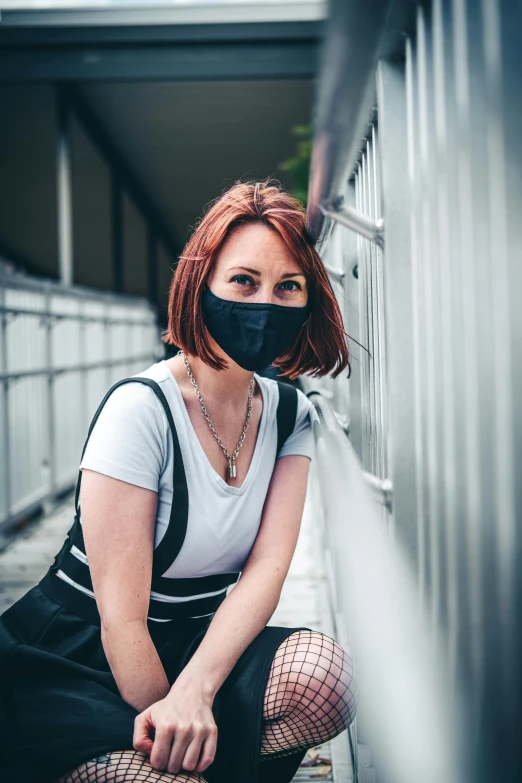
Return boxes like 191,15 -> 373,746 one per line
0,375 -> 315,783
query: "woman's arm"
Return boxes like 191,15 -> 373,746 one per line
134,453 -> 311,773
175,453 -> 311,696
80,468 -> 171,712
81,467 -> 219,774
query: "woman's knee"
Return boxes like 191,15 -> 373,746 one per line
263,629 -> 358,728
54,749 -> 209,782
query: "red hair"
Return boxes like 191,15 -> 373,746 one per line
162,178 -> 351,380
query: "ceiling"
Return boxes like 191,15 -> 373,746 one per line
78,78 -> 316,252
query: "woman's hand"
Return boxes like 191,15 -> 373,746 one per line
133,679 -> 218,774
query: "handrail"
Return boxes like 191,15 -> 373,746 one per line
304,388 -> 461,783
306,0 -> 415,246
320,200 -> 385,249
308,390 -> 392,510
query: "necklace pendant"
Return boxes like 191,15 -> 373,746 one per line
228,459 -> 237,478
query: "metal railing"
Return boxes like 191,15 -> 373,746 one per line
0,265 -> 164,539
306,0 -> 522,781
304,387 -> 461,783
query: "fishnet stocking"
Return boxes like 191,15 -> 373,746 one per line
259,629 -> 358,761
55,631 -> 357,780
54,750 -> 207,783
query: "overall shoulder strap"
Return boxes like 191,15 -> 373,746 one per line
69,377 -> 189,579
73,376 -> 177,518
53,376 -> 239,610
276,380 -> 298,456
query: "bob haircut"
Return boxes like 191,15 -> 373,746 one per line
162,178 -> 351,380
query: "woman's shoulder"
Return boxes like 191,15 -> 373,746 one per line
290,386 -> 319,433
102,372 -> 161,406
88,368 -> 167,431
257,376 -> 318,460
79,363 -> 171,489
101,361 -> 175,413
256,375 -> 316,416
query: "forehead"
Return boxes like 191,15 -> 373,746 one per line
215,222 -> 300,269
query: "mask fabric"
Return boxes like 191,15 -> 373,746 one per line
201,285 -> 311,372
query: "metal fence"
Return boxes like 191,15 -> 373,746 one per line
0,266 -> 164,538
305,0 -> 522,781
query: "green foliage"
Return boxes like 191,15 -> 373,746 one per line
277,124 -> 312,208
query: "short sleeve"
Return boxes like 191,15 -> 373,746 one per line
277,388 -> 319,460
79,381 -> 168,491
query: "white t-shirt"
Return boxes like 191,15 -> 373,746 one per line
65,360 -> 318,614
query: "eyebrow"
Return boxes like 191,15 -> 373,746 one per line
229,265 -> 306,279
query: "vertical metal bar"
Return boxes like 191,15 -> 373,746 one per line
105,309 -> 111,389
370,129 -> 383,485
112,173 -> 123,294
495,3 -> 522,779
436,0 -> 473,717
44,287 -> 56,498
372,126 -> 388,486
362,149 -> 376,475
452,0 -> 484,727
432,0 -> 459,684
482,0 -> 516,722
362,154 -> 373,475
56,88 -> 74,288
356,165 -> 370,471
376,58 -> 418,556
373,129 -> 383,483
405,35 -> 427,612
418,3 -> 443,643
343,179 -> 364,461
365,138 -> 377,476
78,298 -> 88,445
147,227 -> 159,310
0,284 -> 11,529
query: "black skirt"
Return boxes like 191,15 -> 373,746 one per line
0,583 -> 313,783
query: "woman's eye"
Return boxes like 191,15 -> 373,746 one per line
230,275 -> 302,292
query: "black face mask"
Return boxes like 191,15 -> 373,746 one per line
201,285 -> 311,372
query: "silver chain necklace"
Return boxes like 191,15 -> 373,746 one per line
178,349 -> 255,478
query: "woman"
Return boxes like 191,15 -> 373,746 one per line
0,179 -> 358,783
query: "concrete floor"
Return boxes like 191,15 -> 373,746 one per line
0,477 -> 352,782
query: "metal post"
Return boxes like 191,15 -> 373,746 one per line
112,172 -> 123,294
376,59 -> 419,559
147,226 -> 159,309
56,88 -> 74,288
0,283 -> 11,533
44,285 -> 56,500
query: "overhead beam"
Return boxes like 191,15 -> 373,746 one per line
0,21 -> 322,82
0,4 -> 325,28
0,41 -> 319,82
0,20 -> 323,45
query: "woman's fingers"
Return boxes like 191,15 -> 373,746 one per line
133,711 -> 154,756
150,724 -> 176,771
194,727 -> 218,773
165,720 -> 218,775
180,733 -> 204,773
165,721 -> 194,774
136,696 -> 218,773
